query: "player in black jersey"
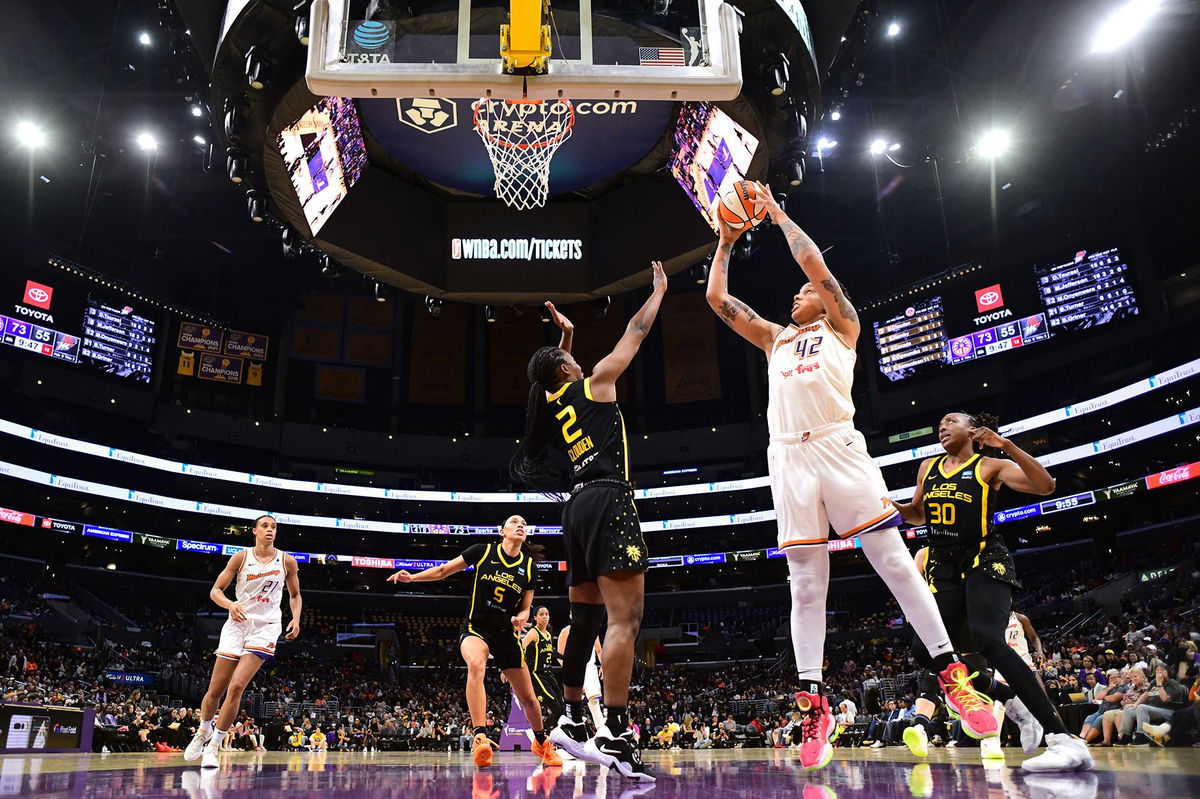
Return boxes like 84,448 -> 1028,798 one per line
386,515 -> 562,769
511,262 -> 667,781
891,412 -> 1094,773
522,606 -> 564,730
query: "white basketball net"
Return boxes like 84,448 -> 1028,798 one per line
473,99 -> 575,210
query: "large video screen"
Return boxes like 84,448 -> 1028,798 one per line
669,102 -> 759,231
872,246 -> 1140,383
1,267 -> 158,385
276,96 -> 368,236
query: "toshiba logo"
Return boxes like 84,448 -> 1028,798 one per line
974,284 -> 1005,313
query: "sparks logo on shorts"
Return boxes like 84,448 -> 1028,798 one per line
24,281 -> 54,310
974,284 -> 1005,313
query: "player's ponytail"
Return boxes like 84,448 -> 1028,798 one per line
510,346 -> 569,495
961,411 -> 1003,458
523,541 -> 546,563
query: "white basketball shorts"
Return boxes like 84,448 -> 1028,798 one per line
768,420 -> 901,550
216,617 -> 282,661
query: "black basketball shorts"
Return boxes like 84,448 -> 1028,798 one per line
561,480 -> 648,586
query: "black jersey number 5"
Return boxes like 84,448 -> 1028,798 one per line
492,586 -> 505,604
555,405 -> 583,444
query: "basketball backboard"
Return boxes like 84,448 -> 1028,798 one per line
305,0 -> 742,101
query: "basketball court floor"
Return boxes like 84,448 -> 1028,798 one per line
2,747 -> 1196,798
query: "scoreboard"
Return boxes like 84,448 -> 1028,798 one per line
873,245 -> 1140,383
1,270 -> 159,385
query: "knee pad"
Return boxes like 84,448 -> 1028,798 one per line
562,602 -> 605,688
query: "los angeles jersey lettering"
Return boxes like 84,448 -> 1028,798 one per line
921,453 -> 994,551
235,549 -> 285,623
461,542 -> 535,631
767,317 -> 856,436
525,627 -> 555,673
545,378 -> 628,482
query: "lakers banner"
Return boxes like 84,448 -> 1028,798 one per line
178,322 -> 223,353
197,353 -> 245,384
177,350 -> 195,376
661,293 -> 721,403
291,324 -> 341,361
409,303 -> 466,405
345,331 -> 393,366
224,330 -> 269,361
314,364 -> 366,403
571,302 -> 628,402
295,292 -> 344,325
490,310 -> 545,404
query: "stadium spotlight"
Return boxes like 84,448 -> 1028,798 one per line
691,262 -> 710,284
869,138 -> 887,156
192,135 -> 206,145
977,128 -> 1011,159
888,142 -> 901,151
295,15 -> 310,46
816,137 -> 838,156
246,190 -> 267,223
484,305 -> 497,323
245,47 -> 273,90
135,132 -> 157,151
138,31 -> 152,46
765,54 -> 790,96
540,304 -> 552,323
374,282 -> 390,303
15,120 -> 46,148
784,157 -> 804,187
224,99 -> 247,144
320,255 -> 342,278
281,227 -> 299,258
829,109 -> 842,121
1091,0 -> 1162,53
190,105 -> 204,118
425,296 -> 444,317
226,151 -> 246,183
886,22 -> 901,38
590,295 -> 611,319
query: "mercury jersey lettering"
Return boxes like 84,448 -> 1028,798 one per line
525,627 -> 555,674
545,378 -> 628,483
235,549 -> 285,624
461,542 -> 535,632
767,318 -> 856,436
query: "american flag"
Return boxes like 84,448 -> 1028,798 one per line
638,46 -> 685,66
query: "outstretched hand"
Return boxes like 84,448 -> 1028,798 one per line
387,570 -> 413,583
544,301 -> 573,335
650,260 -> 667,294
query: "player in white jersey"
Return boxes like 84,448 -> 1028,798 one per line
557,623 -> 605,731
1006,608 -> 1042,669
184,515 -> 301,768
706,184 -> 995,771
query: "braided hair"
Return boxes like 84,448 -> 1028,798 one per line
956,411 -> 1003,458
510,346 -> 570,494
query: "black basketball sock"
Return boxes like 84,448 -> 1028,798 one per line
473,726 -> 487,738
533,728 -> 547,744
604,705 -> 628,733
567,700 -> 587,724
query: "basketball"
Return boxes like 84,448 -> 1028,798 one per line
717,180 -> 768,230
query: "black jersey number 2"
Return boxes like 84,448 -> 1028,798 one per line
555,405 -> 583,444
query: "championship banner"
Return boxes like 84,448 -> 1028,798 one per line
661,293 -> 721,403
177,322 -> 223,353
197,353 -> 245,384
224,330 -> 269,361
347,297 -> 393,330
344,331 -> 393,366
489,309 -> 545,405
314,364 -> 367,403
291,324 -> 341,361
409,303 -> 466,405
295,292 -> 344,326
570,302 -> 628,402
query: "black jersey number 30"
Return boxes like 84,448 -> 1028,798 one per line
555,405 -> 582,444
928,503 -> 957,525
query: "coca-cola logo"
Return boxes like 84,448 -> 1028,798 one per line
1155,466 -> 1190,485
0,508 -> 29,525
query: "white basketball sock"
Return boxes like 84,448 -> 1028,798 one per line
858,528 -> 953,659
785,545 -> 829,682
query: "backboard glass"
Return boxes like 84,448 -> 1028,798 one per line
305,0 -> 742,101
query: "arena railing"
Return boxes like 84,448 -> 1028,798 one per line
0,357 -> 1196,504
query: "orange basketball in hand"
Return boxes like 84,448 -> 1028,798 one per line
717,180 -> 768,230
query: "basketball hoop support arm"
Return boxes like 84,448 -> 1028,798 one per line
501,0 -> 552,74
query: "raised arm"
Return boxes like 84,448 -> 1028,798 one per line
589,262 -> 667,401
756,183 -> 860,344
889,458 -> 935,525
210,549 -> 248,621
976,428 -> 1056,495
545,301 -> 574,353
387,556 -> 468,584
706,211 -> 784,352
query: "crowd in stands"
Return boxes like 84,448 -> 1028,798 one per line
1,537 -> 1195,755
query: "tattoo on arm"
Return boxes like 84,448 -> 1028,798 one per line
777,219 -> 819,261
717,298 -> 758,328
820,278 -> 859,323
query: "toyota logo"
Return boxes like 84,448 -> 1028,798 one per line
979,291 -> 1000,306
27,288 -> 48,303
